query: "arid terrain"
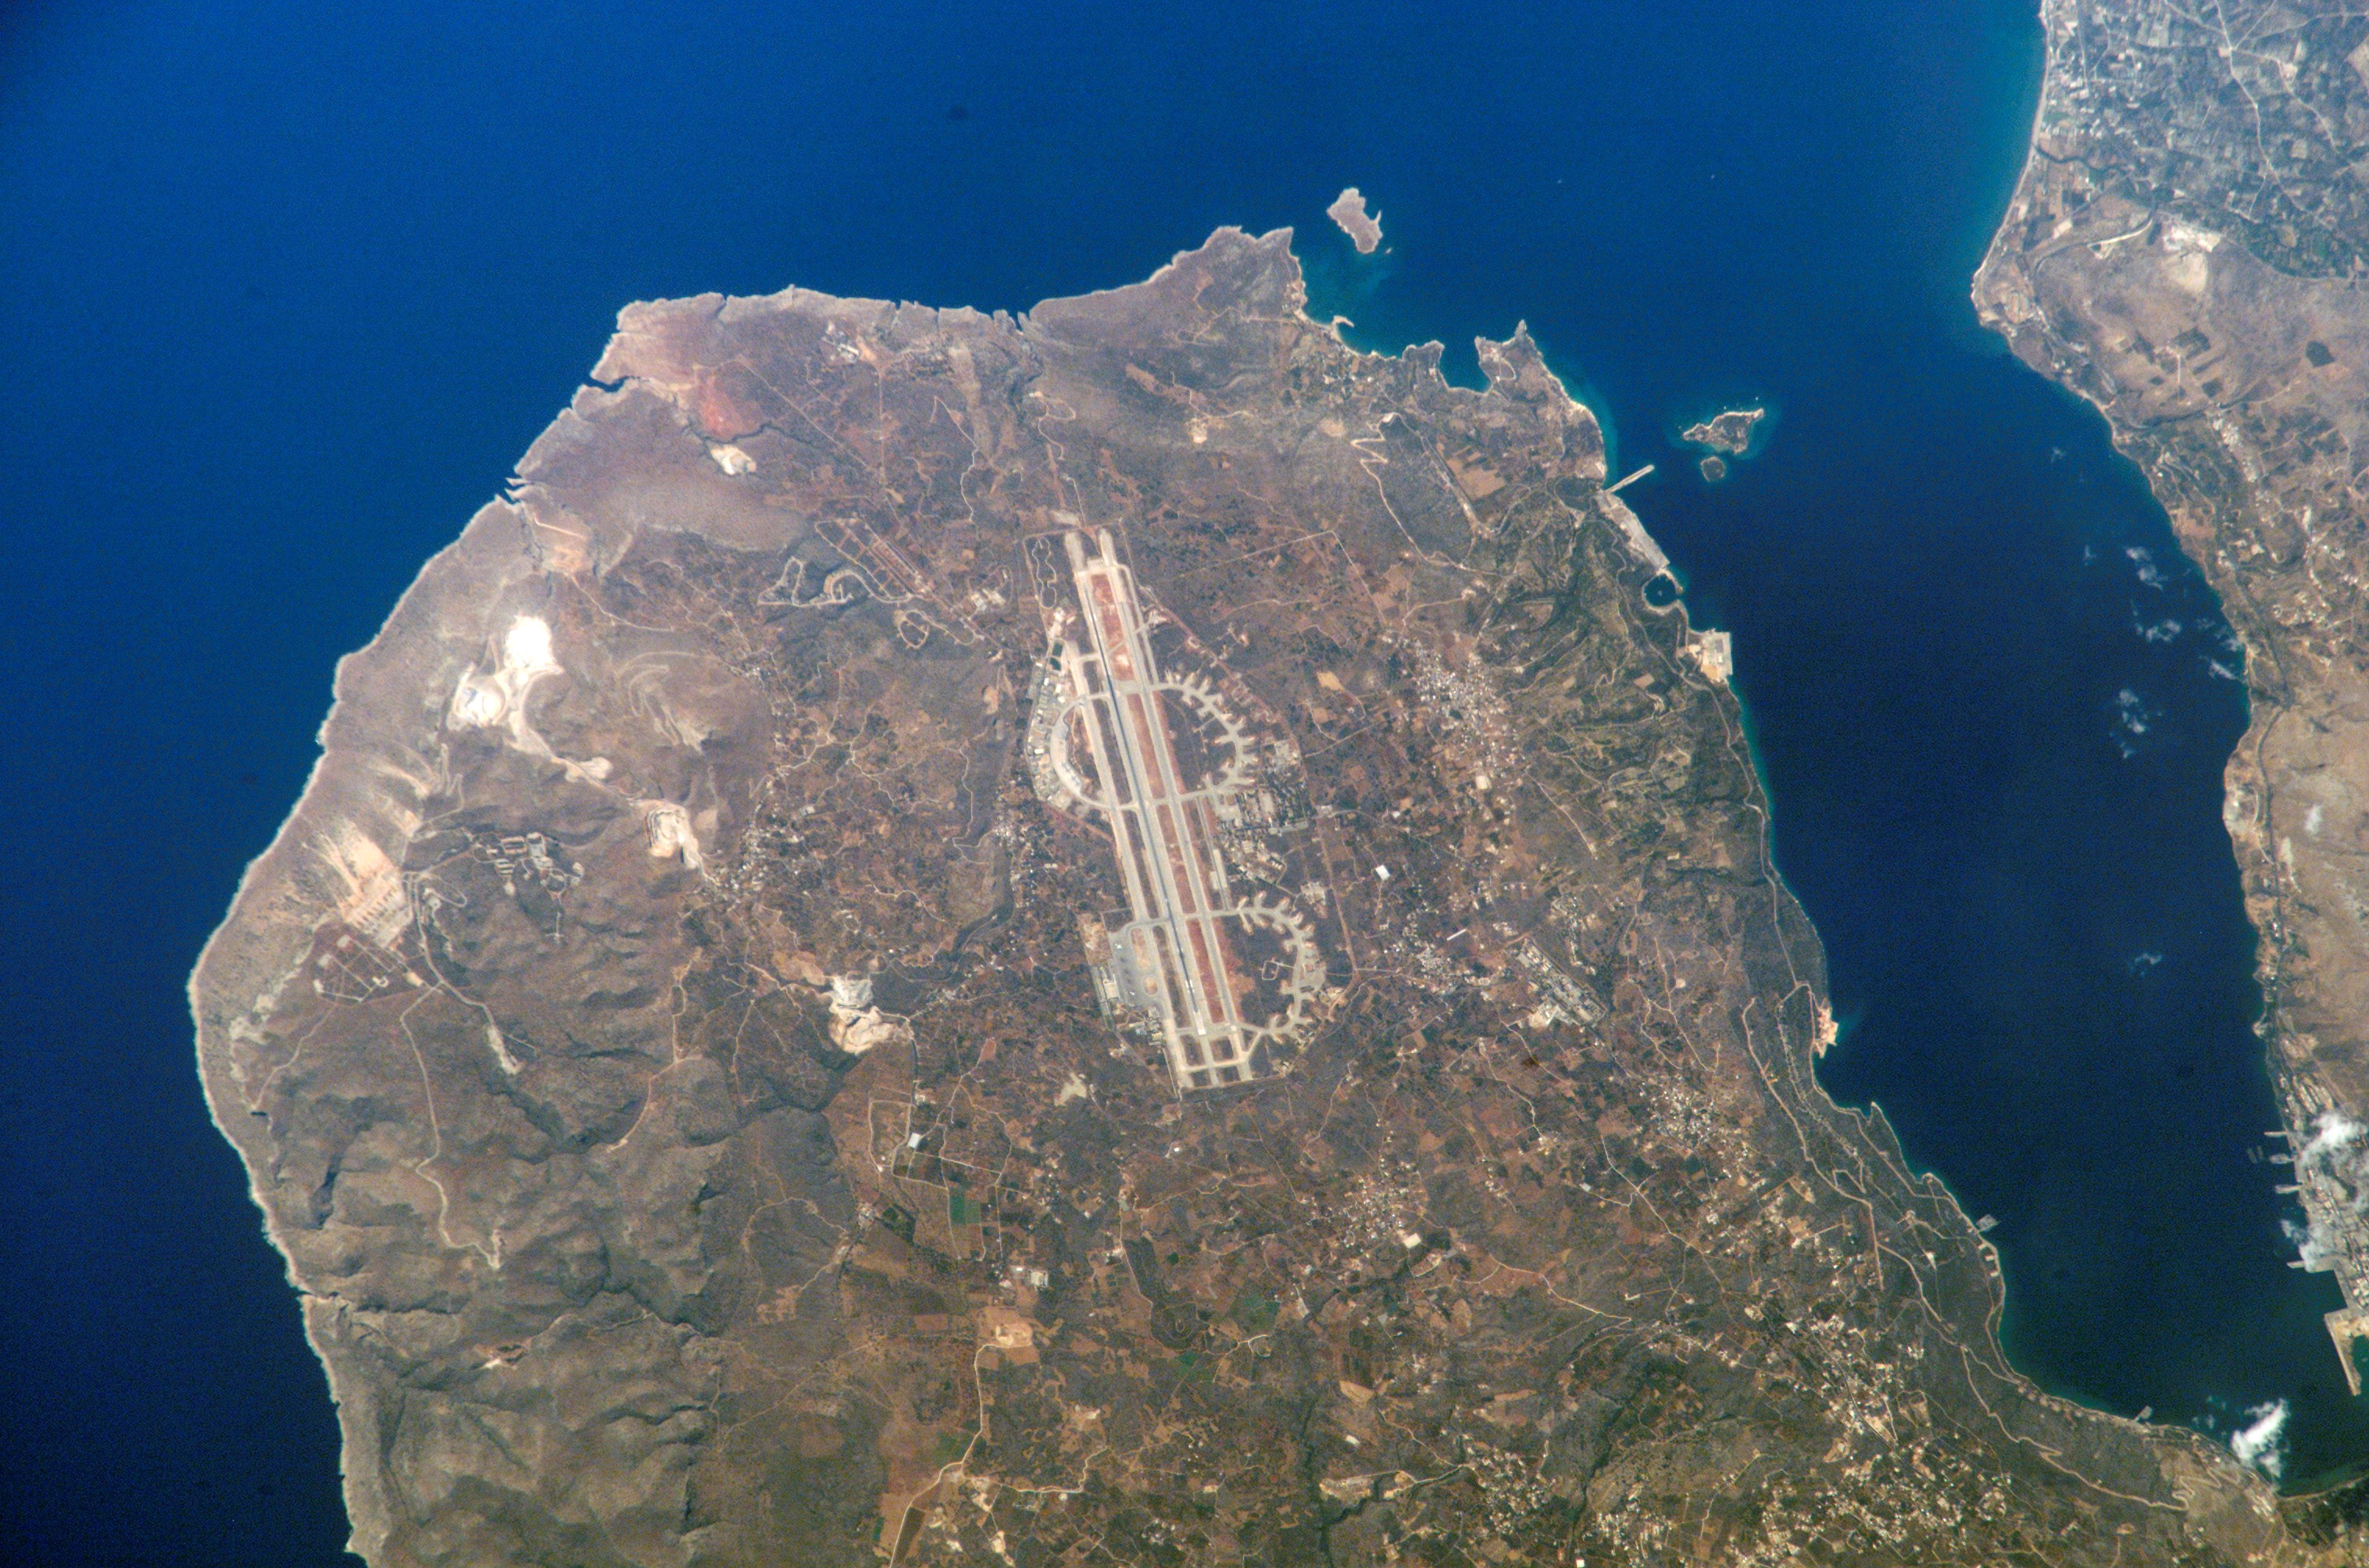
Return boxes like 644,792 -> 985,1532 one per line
196,203 -> 2342,1562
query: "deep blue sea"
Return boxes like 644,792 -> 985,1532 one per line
5,2 -> 2363,1560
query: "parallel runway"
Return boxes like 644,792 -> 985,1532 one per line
1059,529 -> 1256,1089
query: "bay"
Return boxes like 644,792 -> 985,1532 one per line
5,3 -> 2360,1560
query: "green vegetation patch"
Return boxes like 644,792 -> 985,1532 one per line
1229,1289 -> 1277,1332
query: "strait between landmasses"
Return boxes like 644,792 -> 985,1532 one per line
1978,1 -> 2369,1547
198,228 -> 2274,1567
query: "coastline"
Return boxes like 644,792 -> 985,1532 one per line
1965,0 -> 2369,1498
188,231 -> 1629,1555
186,493 -> 546,1563
25,3 -> 2344,1558
191,217 -> 2276,1557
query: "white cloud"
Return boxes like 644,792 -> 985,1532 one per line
2283,1216 -> 2336,1270
2231,1399 -> 2289,1480
2113,689 -> 2155,756
2302,1111 -> 2363,1165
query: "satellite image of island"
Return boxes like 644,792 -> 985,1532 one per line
66,0 -> 2369,1563
1678,409 -> 1763,484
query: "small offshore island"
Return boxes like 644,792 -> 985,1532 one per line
1679,405 -> 1765,481
1325,185 -> 1383,253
